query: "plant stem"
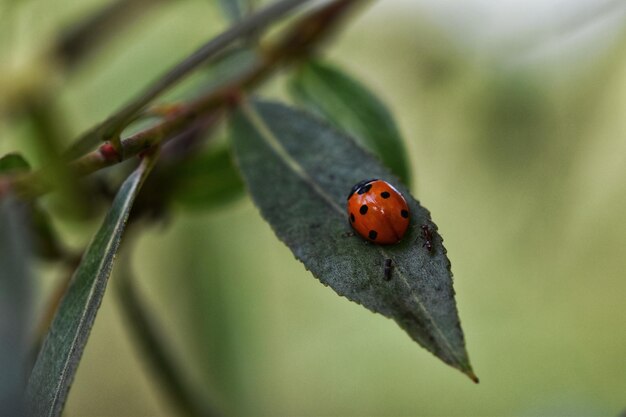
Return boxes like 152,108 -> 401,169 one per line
64,0 -> 314,159
3,0 -> 361,201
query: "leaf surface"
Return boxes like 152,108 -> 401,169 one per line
0,197 -> 33,417
0,153 -> 30,173
230,100 -> 475,380
289,60 -> 411,185
25,155 -> 157,417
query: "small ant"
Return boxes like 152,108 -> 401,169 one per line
421,224 -> 434,253
383,258 -> 393,281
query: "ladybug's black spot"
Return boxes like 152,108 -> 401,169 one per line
359,205 -> 368,215
350,213 -> 355,223
357,184 -> 372,195
401,209 -> 409,218
369,230 -> 378,240
381,191 -> 390,199
347,178 -> 378,200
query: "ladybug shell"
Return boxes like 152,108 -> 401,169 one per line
347,179 -> 409,245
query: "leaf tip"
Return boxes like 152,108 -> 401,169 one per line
465,368 -> 480,384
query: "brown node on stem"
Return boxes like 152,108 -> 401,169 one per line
99,142 -> 121,162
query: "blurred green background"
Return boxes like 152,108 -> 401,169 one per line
2,0 -> 626,415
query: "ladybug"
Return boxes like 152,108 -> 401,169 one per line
347,179 -> 410,245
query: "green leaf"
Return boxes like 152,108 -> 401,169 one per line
25,154 -> 157,417
0,153 -> 30,174
170,146 -> 245,210
230,100 -> 476,381
0,197 -> 33,417
288,60 -> 411,186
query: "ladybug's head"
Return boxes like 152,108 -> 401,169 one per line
347,178 -> 378,200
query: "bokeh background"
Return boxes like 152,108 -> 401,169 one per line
2,0 -> 626,415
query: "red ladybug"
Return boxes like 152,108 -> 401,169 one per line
347,179 -> 409,244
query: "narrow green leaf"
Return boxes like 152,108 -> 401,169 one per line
230,100 -> 476,381
170,147 -> 245,210
288,60 -> 411,186
0,198 -> 33,417
0,153 -> 31,173
25,154 -> 157,417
